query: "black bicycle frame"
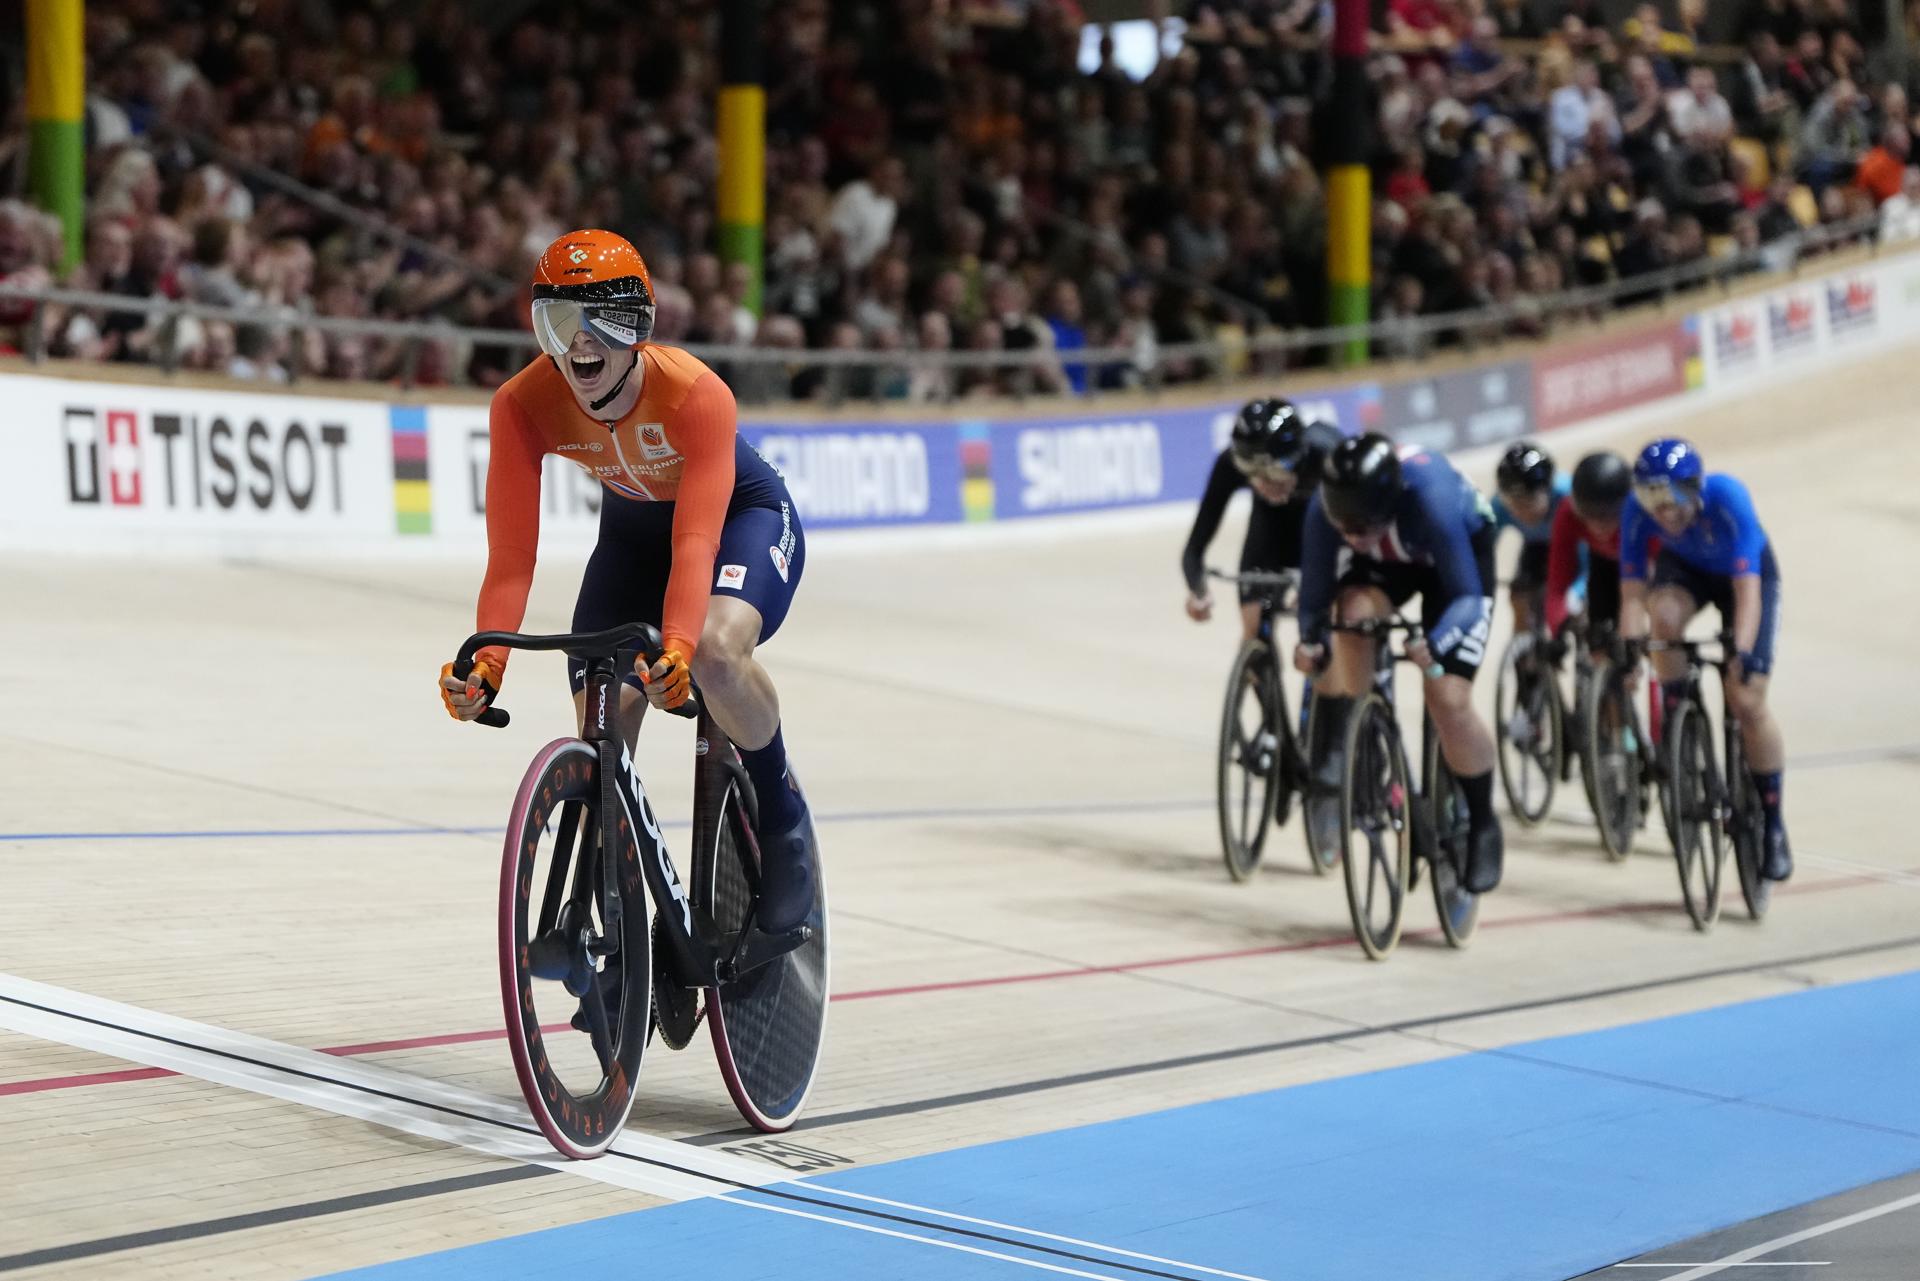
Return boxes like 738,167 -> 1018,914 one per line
455,625 -> 806,990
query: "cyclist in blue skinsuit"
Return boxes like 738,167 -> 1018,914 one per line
1621,438 -> 1792,881
1295,433 -> 1505,893
1491,442 -> 1575,636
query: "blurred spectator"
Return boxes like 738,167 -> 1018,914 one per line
1734,32 -> 1800,148
1878,165 -> 1920,241
1042,279 -> 1088,395
1800,77 -> 1873,192
829,157 -> 907,273
1856,123 -> 1911,204
1549,59 -> 1620,171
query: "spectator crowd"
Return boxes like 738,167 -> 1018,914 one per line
2,0 -> 1918,398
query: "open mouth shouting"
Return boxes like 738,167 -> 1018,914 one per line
568,349 -> 609,387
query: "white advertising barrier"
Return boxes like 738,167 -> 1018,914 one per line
1695,250 -> 1920,391
0,372 -> 400,554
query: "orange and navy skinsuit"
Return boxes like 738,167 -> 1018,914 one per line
474,344 -> 798,684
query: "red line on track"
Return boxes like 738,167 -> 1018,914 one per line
0,867 -> 1897,1100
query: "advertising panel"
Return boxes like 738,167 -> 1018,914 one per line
0,373 -> 396,546
1534,321 -> 1699,430
1378,359 -> 1533,453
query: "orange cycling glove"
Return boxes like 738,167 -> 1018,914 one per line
439,660 -> 499,722
641,648 -> 692,710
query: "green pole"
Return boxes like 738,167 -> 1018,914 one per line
27,0 -> 86,271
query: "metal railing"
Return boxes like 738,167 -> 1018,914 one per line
0,213 -> 1883,402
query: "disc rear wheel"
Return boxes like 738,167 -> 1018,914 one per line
700,778 -> 829,1132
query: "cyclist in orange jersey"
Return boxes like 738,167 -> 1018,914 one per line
439,229 -> 816,934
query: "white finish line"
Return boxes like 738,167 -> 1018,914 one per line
0,972 -> 1270,1281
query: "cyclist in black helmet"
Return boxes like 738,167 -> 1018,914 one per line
1295,433 -> 1506,894
1492,441 -> 1572,637
1181,397 -> 1344,639
1548,451 -> 1632,646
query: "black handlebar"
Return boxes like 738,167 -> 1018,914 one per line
453,624 -> 702,728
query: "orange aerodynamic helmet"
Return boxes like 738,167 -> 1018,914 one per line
529,229 -> 656,358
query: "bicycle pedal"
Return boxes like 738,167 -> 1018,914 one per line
715,914 -> 817,985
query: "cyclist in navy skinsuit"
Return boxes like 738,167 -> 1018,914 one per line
1621,438 -> 1792,881
1295,433 -> 1505,893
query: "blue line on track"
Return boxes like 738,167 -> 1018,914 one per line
323,967 -> 1920,1281
0,798 -> 1209,844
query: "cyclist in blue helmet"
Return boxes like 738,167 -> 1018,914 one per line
1620,438 -> 1792,881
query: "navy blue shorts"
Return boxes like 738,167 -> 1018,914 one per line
569,491 -> 805,691
1650,545 -> 1780,672
1334,524 -> 1498,681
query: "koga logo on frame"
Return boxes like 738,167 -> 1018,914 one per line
63,407 -> 351,512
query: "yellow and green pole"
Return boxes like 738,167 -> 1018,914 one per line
27,0 -> 86,271
1327,0 -> 1370,365
717,0 -> 764,317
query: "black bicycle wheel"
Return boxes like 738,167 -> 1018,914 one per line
1424,731 -> 1480,947
1217,639 -> 1281,882
1340,695 -> 1411,960
1494,635 -> 1559,826
499,739 -> 651,1160
1583,663 -> 1643,862
700,777 -> 829,1133
1724,723 -> 1771,922
1299,693 -> 1339,875
1666,703 -> 1725,931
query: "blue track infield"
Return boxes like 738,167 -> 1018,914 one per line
325,968 -> 1920,1281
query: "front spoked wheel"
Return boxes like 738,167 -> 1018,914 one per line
1584,663 -> 1644,862
1217,640 -> 1281,882
1495,635 -> 1560,826
500,739 -> 650,1160
699,776 -> 829,1132
1340,696 -> 1411,960
1424,733 -> 1480,947
1666,703 -> 1725,931
1724,727 -> 1770,922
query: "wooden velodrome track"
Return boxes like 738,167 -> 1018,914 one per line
1,342 -> 1916,1280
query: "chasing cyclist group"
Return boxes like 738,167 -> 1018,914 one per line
437,227 -> 1790,971
1182,398 -> 1790,894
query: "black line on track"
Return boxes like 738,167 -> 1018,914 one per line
0,994 -> 1221,1281
683,929 -> 1920,1138
0,1167 -> 550,1272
